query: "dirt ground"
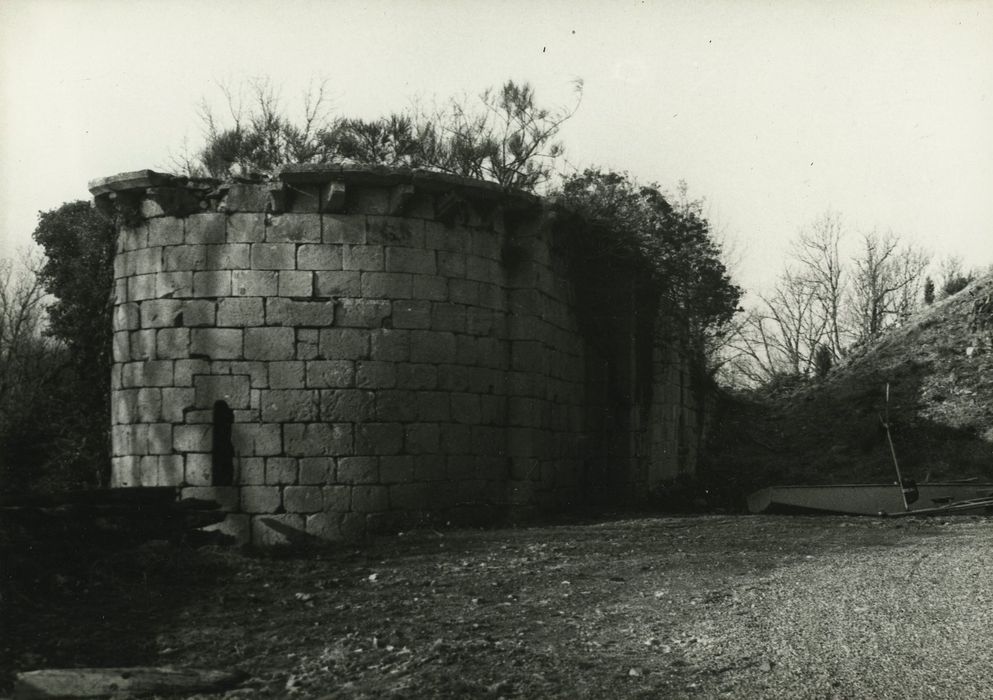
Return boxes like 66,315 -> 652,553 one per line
4,513 -> 993,699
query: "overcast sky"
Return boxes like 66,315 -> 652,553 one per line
1,0 -> 991,294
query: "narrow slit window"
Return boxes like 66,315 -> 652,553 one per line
212,400 -> 235,486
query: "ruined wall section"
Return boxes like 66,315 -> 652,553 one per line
92,167 -> 592,543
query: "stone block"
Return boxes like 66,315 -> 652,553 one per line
368,329 -> 409,362
155,455 -> 185,486
156,270 -> 194,298
174,358 -> 210,386
260,389 -> 319,422
305,360 -> 355,388
361,271 -> 412,299
410,331 -> 456,364
194,374 -> 251,409
227,212 -> 267,243
349,187 -> 390,215
386,247 -> 436,275
449,279 -> 480,305
283,485 -> 323,513
315,270 -> 361,297
367,216 -> 424,247
337,456 -> 378,484
244,327 -> 295,360
451,393 -> 482,424
437,251 -> 466,278
351,485 -> 389,513
143,360 -> 174,387
115,303 -> 140,331
186,213 -> 226,244
239,457 -> 265,485
232,269 -> 278,297
431,303 -> 467,333
119,223 -> 149,251
190,328 -> 242,359
265,457 -> 298,485
321,486 -> 351,512
306,512 -> 343,540
113,331 -> 130,362
115,278 -> 128,304
136,388 -> 162,421
252,514 -> 305,546
413,455 -> 447,482
396,363 -> 437,390
217,297 -> 265,327
320,389 -> 375,422
296,328 -> 320,360
323,214 -> 365,244
404,423 -> 440,455
185,453 -> 212,485
181,485 -> 240,511
251,243 -> 296,270
253,423 -> 283,456
205,243 -> 250,271
180,299 -> 216,327
299,457 -> 332,485
129,329 -> 156,360
411,275 -> 448,301
354,423 -> 403,456
478,283 -> 505,311
389,482 -> 428,511
335,299 -> 390,328
283,422 -> 353,457
440,423 -> 471,454
319,328 -> 369,360
278,270 -> 313,297
342,245 -> 384,271
128,274 -> 157,301
415,391 -> 451,422
266,298 -> 335,326
466,308 -> 497,336
193,270 -> 232,297
379,455 -> 414,484
424,221 -> 468,252
241,486 -> 281,514
111,455 -> 141,487
174,424 -> 212,453
466,255 -> 501,284
163,245 -> 207,272
204,514 -> 251,544
140,299 -> 182,329
161,387 -> 194,422
222,185 -> 269,214
392,300 -> 431,329
268,360 -> 306,388
374,390 -> 418,422
287,185 -> 322,214
298,244 -> 343,270
134,247 -> 165,275
355,361 -> 396,389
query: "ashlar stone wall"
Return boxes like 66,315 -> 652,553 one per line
91,166 -> 705,544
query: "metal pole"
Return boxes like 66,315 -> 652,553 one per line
883,383 -> 910,512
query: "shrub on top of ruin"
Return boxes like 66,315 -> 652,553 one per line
813,344 -> 833,379
181,77 -> 582,194
557,168 -> 742,339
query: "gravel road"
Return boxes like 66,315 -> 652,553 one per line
679,518 -> 993,699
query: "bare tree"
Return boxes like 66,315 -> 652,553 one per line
848,230 -> 929,341
791,210 -> 848,357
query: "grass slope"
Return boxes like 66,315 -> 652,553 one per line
706,274 -> 993,503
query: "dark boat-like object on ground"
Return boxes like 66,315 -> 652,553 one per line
747,482 -> 993,516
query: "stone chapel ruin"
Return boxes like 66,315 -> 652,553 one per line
90,166 -> 706,544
